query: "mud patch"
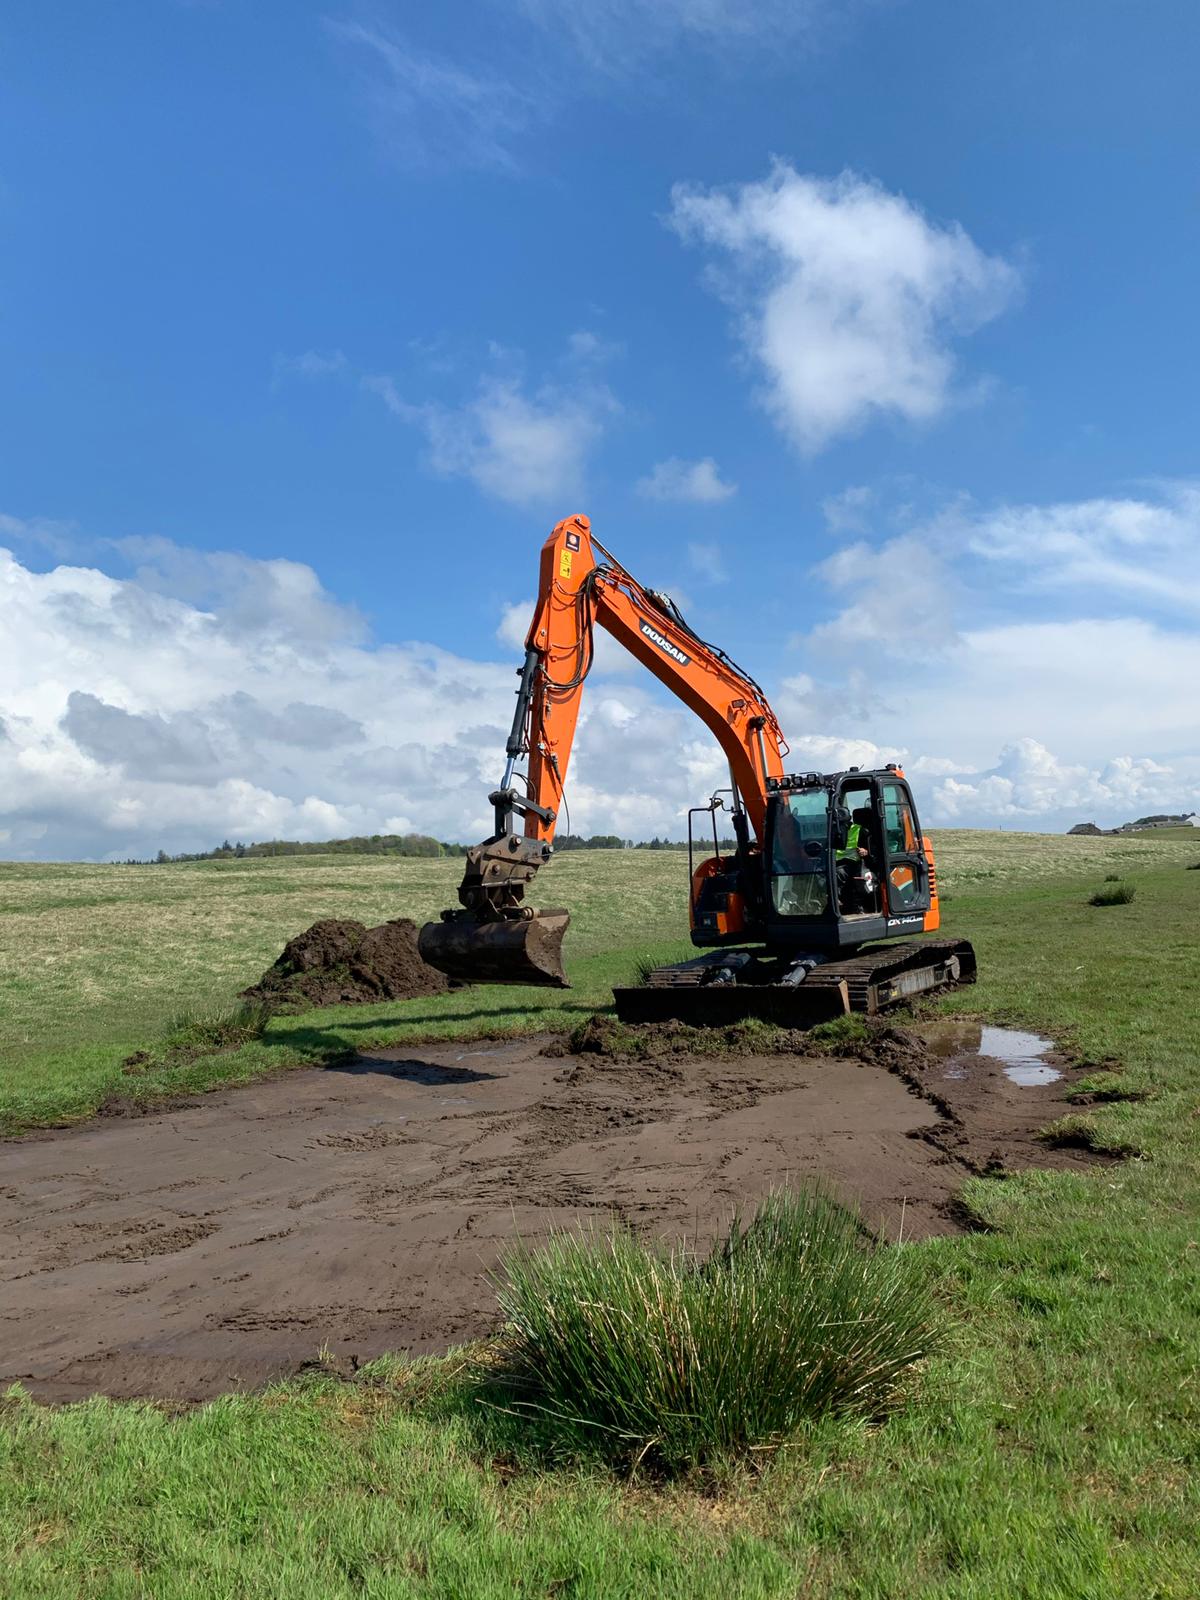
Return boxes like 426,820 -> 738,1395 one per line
0,1029 -> 1112,1404
554,1012 -> 935,1082
94,1221 -> 219,1263
241,917 -> 451,1011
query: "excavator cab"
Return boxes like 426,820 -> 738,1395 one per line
766,769 -> 934,946
690,767 -> 937,956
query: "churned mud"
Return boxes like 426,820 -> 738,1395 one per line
0,1024 -> 1105,1404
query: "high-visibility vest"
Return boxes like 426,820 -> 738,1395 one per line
836,822 -> 862,861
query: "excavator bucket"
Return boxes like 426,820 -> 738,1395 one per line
418,909 -> 571,988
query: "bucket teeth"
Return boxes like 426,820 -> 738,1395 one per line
418,909 -> 570,988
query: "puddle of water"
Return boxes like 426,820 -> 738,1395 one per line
921,1020 -> 983,1060
919,1021 -> 1062,1086
979,1026 -> 1062,1086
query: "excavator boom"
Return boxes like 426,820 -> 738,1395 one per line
418,513 -> 786,986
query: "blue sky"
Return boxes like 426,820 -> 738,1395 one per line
1,0 -> 1198,857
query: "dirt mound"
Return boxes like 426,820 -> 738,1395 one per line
241,918 -> 451,1011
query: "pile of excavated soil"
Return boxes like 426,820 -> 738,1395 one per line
241,917 -> 451,1011
0,1026 -> 1110,1404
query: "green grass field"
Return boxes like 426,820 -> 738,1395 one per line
3,829 -> 1200,1596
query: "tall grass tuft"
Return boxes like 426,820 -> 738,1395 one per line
160,1000 -> 273,1056
1089,881 -> 1136,906
632,953 -> 660,987
486,1186 -> 940,1473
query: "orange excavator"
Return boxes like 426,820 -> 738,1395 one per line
419,514 -> 974,1023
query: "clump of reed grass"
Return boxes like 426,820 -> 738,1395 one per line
485,1185 -> 940,1474
632,952 -> 660,987
1089,882 -> 1136,906
160,1000 -> 273,1055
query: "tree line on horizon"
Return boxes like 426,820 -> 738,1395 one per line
118,831 -> 741,865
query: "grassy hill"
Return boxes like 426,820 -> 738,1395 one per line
2,829 -> 1200,1595
2,826 -> 1197,1130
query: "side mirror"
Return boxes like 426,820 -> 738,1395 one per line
833,805 -> 851,851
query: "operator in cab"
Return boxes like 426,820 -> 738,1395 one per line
836,806 -> 878,913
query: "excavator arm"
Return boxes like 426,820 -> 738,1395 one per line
418,514 -> 789,986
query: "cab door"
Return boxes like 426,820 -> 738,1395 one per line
880,777 -> 931,918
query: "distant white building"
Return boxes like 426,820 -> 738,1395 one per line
1116,812 -> 1197,832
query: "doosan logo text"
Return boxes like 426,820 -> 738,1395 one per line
639,619 -> 690,666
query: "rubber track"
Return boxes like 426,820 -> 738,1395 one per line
637,937 -> 977,1016
800,938 -> 977,1013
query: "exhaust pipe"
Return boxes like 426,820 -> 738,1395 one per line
418,908 -> 571,988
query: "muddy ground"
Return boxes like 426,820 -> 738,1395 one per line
0,1028 -> 1104,1404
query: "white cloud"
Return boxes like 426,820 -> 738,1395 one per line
961,483 -> 1200,620
929,739 -> 1196,826
943,617 -> 1200,765
327,20 -> 535,172
787,732 -> 904,774
805,485 -> 1200,667
0,511 -> 84,560
687,541 -> 728,584
669,164 -> 1020,453
0,540 -> 508,858
783,482 -> 1200,826
330,5 -> 852,171
0,538 -> 723,858
637,456 -> 737,503
497,598 -> 534,651
115,535 -> 367,644
5,478 -> 1198,860
822,485 -> 875,534
552,684 -> 729,838
423,374 -> 614,507
806,532 -> 958,660
286,344 -> 617,510
359,372 -> 417,419
777,669 -> 891,729
514,0 -> 840,73
276,350 -> 350,380
566,329 -> 624,364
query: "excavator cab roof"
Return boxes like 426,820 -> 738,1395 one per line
765,764 -> 906,794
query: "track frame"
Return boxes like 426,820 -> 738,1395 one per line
611,938 -> 977,1027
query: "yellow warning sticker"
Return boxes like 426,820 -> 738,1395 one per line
558,550 -> 573,580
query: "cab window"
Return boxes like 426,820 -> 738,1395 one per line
771,790 -> 827,871
882,781 -> 918,856
770,790 -> 830,917
881,780 -> 923,911
838,785 -> 873,857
